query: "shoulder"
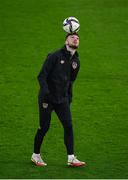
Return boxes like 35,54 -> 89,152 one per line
47,48 -> 63,59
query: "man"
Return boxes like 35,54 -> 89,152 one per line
31,32 -> 85,167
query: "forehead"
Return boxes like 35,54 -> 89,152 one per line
67,35 -> 79,39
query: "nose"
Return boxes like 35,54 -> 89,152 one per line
74,38 -> 78,42
74,36 -> 79,41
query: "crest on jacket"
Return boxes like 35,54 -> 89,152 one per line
72,62 -> 78,69
42,103 -> 48,108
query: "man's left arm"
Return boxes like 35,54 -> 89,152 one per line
70,59 -> 80,81
68,59 -> 80,103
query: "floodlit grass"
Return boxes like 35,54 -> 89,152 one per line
0,0 -> 128,178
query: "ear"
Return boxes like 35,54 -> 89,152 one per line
65,39 -> 68,45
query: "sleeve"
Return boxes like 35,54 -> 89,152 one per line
68,81 -> 73,104
37,53 -> 56,99
70,59 -> 80,81
68,59 -> 80,104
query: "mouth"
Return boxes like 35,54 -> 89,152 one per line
73,41 -> 78,44
69,44 -> 79,49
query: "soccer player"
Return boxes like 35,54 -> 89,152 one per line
31,32 -> 86,167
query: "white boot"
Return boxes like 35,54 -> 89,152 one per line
31,153 -> 47,166
68,156 -> 86,167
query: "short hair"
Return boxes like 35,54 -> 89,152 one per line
65,32 -> 79,39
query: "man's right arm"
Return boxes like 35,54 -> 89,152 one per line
37,53 -> 55,101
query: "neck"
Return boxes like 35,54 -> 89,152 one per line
66,45 -> 76,55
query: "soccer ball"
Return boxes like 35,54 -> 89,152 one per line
63,17 -> 80,33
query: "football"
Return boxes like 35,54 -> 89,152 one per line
63,17 -> 80,33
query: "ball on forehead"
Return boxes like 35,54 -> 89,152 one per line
63,17 -> 80,33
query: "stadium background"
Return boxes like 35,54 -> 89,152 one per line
0,0 -> 128,178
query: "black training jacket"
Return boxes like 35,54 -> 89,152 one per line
38,45 -> 80,104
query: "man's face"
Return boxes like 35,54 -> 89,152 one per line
66,34 -> 79,49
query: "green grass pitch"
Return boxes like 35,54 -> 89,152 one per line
0,0 -> 128,178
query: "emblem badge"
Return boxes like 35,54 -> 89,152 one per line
42,103 -> 48,108
60,60 -> 65,64
72,62 -> 78,69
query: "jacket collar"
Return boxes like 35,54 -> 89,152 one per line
61,45 -> 79,58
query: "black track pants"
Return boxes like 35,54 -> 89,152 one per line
34,101 -> 74,155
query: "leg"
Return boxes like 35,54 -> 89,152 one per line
34,101 -> 53,154
54,102 -> 86,167
54,102 -> 74,155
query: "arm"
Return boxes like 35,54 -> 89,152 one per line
68,60 -> 80,103
68,81 -> 73,104
37,53 -> 55,100
70,60 -> 80,81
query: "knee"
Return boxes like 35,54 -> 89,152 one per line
38,124 -> 50,135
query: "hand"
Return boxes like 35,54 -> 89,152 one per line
43,93 -> 51,103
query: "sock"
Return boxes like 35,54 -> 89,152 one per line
33,153 -> 40,157
68,154 -> 75,161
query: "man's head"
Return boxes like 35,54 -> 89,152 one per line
65,32 -> 79,50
